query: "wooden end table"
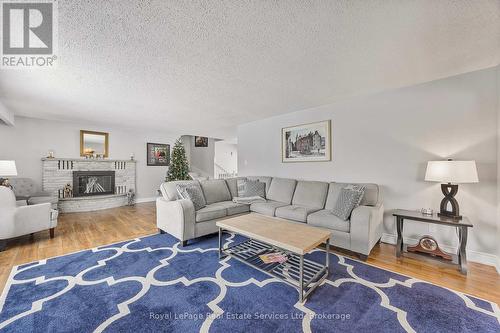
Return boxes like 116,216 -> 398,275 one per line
393,210 -> 473,275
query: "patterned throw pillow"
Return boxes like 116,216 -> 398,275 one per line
176,184 -> 206,211
331,184 -> 365,221
237,179 -> 266,199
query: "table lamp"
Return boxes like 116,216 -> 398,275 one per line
425,159 -> 478,220
0,160 -> 17,188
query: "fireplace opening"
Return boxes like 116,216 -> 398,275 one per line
73,171 -> 115,197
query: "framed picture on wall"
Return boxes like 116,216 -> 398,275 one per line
195,136 -> 209,147
147,143 -> 170,166
282,120 -> 331,163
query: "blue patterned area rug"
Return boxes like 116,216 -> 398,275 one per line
0,233 -> 499,333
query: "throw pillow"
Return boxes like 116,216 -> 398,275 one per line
331,184 -> 365,221
237,179 -> 266,199
176,184 -> 206,211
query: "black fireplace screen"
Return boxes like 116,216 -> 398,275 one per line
73,171 -> 115,197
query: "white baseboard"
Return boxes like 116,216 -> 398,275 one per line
135,197 -> 158,204
381,233 -> 500,274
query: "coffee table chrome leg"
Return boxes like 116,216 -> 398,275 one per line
218,228 -> 223,259
326,237 -> 330,270
299,255 -> 304,302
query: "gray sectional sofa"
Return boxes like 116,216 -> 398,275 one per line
156,176 -> 384,259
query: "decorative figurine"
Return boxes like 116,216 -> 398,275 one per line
63,183 -> 73,198
127,189 -> 135,206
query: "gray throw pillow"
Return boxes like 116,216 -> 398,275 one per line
331,184 -> 365,221
176,184 -> 206,211
237,179 -> 266,198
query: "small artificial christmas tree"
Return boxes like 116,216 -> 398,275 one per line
166,138 -> 190,181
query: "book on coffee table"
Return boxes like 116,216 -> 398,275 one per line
259,252 -> 288,264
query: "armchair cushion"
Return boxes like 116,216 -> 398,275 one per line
28,196 -> 58,206
10,178 -> 37,198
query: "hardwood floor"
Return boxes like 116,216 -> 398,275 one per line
1,202 -> 499,305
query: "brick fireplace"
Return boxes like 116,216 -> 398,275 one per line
42,158 -> 136,213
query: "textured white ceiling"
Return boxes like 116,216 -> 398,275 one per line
1,0 -> 499,138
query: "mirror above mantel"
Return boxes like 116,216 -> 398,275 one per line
80,130 -> 109,158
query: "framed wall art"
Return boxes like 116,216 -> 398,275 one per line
282,120 -> 331,163
147,143 -> 170,166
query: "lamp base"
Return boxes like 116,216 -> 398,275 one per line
439,183 -> 462,220
438,212 -> 462,220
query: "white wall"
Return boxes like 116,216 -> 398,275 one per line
215,141 -> 238,176
238,67 -> 498,264
181,135 -> 215,178
497,65 -> 500,268
0,117 -> 180,200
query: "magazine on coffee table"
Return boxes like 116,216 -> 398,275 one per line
259,252 -> 288,264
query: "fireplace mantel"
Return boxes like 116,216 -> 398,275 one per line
42,158 -> 136,213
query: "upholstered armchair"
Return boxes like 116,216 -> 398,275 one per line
9,178 -> 58,208
0,186 -> 56,251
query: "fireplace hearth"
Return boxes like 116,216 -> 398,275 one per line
73,171 -> 115,197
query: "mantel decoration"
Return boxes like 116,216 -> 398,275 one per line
425,159 -> 479,220
166,139 -> 190,181
80,130 -> 109,158
194,136 -> 208,147
147,143 -> 170,166
282,120 -> 331,163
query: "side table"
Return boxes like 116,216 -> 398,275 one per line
393,210 -> 473,274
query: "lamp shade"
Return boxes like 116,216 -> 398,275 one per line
0,160 -> 17,177
425,160 -> 478,184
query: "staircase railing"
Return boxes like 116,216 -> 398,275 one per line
214,163 -> 237,179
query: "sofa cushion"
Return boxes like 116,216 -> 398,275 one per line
246,176 -> 273,195
325,183 -> 379,208
275,205 -> 321,223
209,201 -> 250,216
199,179 -> 232,205
225,177 -> 247,198
292,181 -> 329,209
176,183 -> 207,211
250,200 -> 289,216
160,180 -> 199,201
266,178 -> 297,204
237,179 -> 266,198
307,209 -> 350,233
331,185 -> 365,221
195,204 -> 227,222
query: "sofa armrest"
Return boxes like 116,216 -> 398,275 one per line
156,197 -> 196,242
350,202 -> 384,256
13,203 -> 52,238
